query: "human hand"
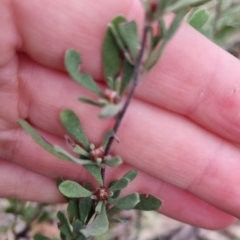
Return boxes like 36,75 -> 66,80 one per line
1,0 -> 240,230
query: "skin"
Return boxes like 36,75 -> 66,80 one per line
1,0 -> 240,230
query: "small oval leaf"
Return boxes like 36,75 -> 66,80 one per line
108,193 -> 140,210
123,169 -> 138,182
119,21 -> 139,62
133,194 -> 162,211
81,205 -> 109,237
65,49 -> 102,96
188,9 -> 209,31
104,156 -> 123,167
99,104 -> 122,119
60,109 -> 89,148
84,165 -> 103,186
108,177 -> 129,191
59,181 -> 93,198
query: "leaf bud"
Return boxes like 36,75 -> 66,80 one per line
89,146 -> 105,161
104,89 -> 120,104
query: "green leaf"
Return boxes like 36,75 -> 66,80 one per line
81,205 -> 109,238
79,197 -> 93,223
188,9 -> 209,31
57,211 -> 73,238
95,201 -> 104,214
134,194 -> 162,211
60,110 -> 89,148
108,177 -> 129,191
99,104 -> 122,119
65,49 -> 102,96
83,182 -> 92,191
79,96 -> 104,107
72,220 -> 84,236
145,10 -> 185,71
34,234 -> 51,240
72,145 -> 89,157
67,199 -> 80,223
108,181 -> 121,199
102,28 -> 123,88
119,21 -> 139,62
59,181 -> 93,198
54,145 -> 93,165
165,10 -> 186,41
17,119 -> 71,161
123,169 -> 138,182
166,0 -> 211,13
109,16 -> 128,53
84,165 -> 103,186
120,60 -> 134,96
104,156 -> 122,167
102,130 -> 113,150
108,193 -> 140,210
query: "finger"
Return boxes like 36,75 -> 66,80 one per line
0,160 -> 63,203
0,155 -> 235,230
11,55 -> 240,220
135,23 -> 240,144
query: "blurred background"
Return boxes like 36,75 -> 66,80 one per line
1,0 -> 240,239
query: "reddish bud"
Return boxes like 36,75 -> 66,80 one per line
94,187 -> 109,201
89,146 -> 105,161
104,89 -> 120,104
150,0 -> 158,13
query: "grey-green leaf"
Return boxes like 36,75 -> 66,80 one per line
81,205 -> 109,237
84,165 -> 103,186
133,194 -> 162,211
145,10 -> 185,71
99,104 -> 122,119
165,0 -> 211,13
123,169 -> 138,182
108,177 -> 129,191
119,21 -> 139,62
120,60 -> 134,96
108,193 -> 140,210
65,49 -> 102,96
60,110 -> 89,148
79,96 -> 104,107
102,28 -> 122,88
165,10 -> 186,41
59,181 -> 93,198
67,199 -> 80,223
57,211 -> 73,238
54,145 -> 93,165
17,119 -> 71,161
104,156 -> 122,167
188,9 -> 209,31
108,180 -> 121,199
109,16 -> 128,53
79,197 -> 93,223
72,145 -> 89,157
95,201 -> 103,214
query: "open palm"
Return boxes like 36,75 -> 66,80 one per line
1,0 -> 240,230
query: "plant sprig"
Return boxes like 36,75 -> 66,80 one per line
17,1 -> 212,239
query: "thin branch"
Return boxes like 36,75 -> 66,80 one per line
101,23 -> 151,183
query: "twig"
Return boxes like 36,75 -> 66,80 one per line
101,23 -> 151,183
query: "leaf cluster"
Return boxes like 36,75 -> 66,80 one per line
187,0 -> 240,48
